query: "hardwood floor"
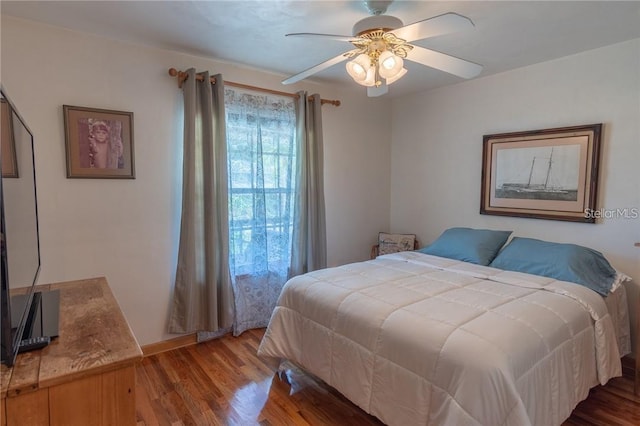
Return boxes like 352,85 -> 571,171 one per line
136,328 -> 640,425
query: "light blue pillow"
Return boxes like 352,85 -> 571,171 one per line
489,237 -> 617,296
417,227 -> 512,266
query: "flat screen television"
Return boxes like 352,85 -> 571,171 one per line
0,87 -> 42,367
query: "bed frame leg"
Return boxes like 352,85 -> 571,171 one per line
277,360 -> 292,385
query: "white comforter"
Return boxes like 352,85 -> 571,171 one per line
257,251 -> 622,426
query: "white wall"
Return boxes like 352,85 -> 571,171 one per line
391,39 -> 640,354
1,16 -> 392,345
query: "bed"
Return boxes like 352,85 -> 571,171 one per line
257,234 -> 630,426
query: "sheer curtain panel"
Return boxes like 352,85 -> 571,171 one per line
289,92 -> 327,277
168,68 -> 235,335
225,88 -> 297,335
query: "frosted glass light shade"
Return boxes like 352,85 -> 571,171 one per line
378,51 -> 404,79
346,54 -> 372,83
356,66 -> 376,87
385,67 -> 407,85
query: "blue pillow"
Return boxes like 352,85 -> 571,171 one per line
489,237 -> 617,296
417,227 -> 512,266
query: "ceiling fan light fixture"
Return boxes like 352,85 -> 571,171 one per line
283,6 -> 483,98
346,53 -> 372,82
378,50 -> 404,79
356,66 -> 377,87
385,67 -> 407,85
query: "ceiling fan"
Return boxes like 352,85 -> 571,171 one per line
282,0 -> 483,97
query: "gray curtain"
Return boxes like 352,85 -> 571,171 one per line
168,68 -> 234,335
289,92 -> 327,277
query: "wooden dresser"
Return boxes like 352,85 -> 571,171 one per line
0,277 -> 142,426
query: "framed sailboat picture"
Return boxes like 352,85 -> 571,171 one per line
480,124 -> 602,223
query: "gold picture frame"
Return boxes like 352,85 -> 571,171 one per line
63,105 -> 135,179
480,124 -> 602,223
1,99 -> 18,178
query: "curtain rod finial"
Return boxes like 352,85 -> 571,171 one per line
169,68 -> 188,88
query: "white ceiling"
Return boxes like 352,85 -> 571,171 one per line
2,1 -> 640,98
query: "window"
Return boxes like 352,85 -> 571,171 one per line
225,89 -> 296,279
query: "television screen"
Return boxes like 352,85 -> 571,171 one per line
0,87 -> 41,366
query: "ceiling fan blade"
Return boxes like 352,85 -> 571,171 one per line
282,50 -> 357,85
285,33 -> 358,42
407,45 -> 483,79
392,12 -> 475,43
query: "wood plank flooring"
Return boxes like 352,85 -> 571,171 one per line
136,328 -> 640,425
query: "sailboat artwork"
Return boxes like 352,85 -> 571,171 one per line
482,124 -> 601,223
495,145 -> 580,202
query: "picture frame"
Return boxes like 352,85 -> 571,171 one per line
1,98 -> 18,178
63,105 -> 135,179
480,124 -> 602,223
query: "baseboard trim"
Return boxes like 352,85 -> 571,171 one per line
142,333 -> 197,357
622,355 -> 635,374
621,355 -> 640,396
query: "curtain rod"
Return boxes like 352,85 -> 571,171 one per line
168,68 -> 341,107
